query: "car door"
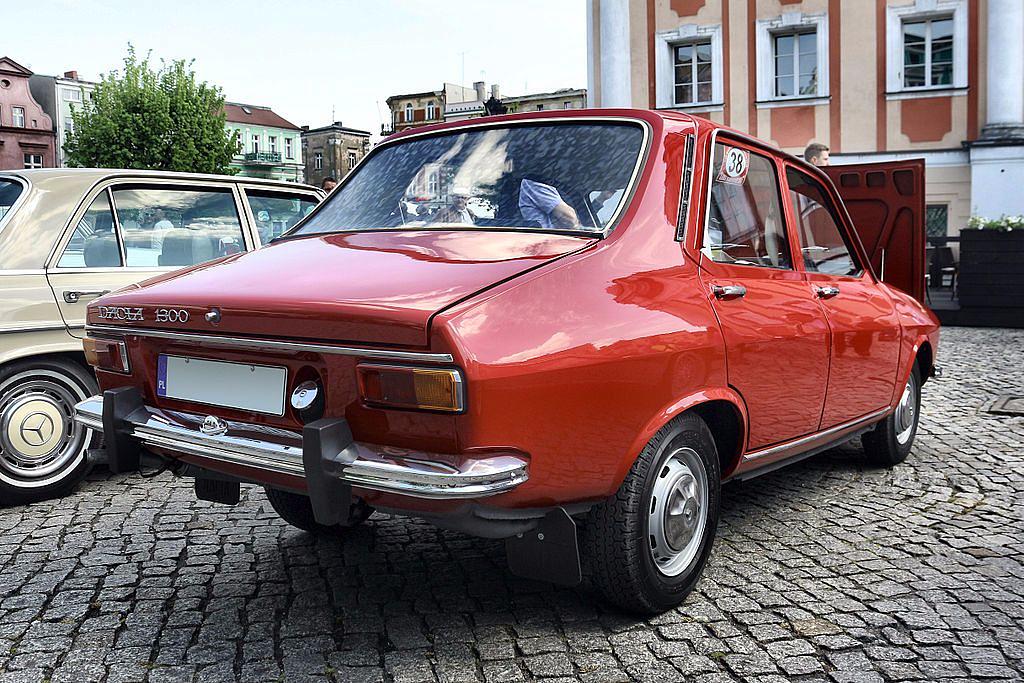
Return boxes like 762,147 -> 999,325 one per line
782,165 -> 901,429
698,137 -> 831,451
46,181 -> 252,337
241,186 -> 322,246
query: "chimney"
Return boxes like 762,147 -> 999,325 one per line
301,125 -> 309,131
474,81 -> 486,101
334,121 -> 343,127
491,84 -> 501,100
64,70 -> 78,80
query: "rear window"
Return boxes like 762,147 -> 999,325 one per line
293,122 -> 646,236
0,179 -> 23,223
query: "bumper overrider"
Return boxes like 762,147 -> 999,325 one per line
73,390 -> 529,502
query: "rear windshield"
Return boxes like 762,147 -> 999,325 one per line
292,122 -> 645,236
0,179 -> 24,224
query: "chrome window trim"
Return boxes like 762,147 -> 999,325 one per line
284,115 -> 653,241
675,133 -> 696,242
743,407 -> 889,461
0,322 -> 69,335
0,174 -> 31,244
85,324 -> 456,364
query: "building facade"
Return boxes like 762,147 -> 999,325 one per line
224,103 -> 304,182
504,88 -> 588,113
29,70 -> 97,168
300,122 -> 371,187
0,57 -> 55,170
588,0 -> 1024,238
384,84 -> 477,135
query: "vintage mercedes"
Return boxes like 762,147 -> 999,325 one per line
74,109 -> 939,613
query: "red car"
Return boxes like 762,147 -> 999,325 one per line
75,110 -> 939,613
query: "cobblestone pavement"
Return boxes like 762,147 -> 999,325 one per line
1,326 -> 1022,683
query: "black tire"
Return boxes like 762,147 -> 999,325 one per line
582,412 -> 721,614
0,358 -> 98,506
264,486 -> 373,535
863,365 -> 922,467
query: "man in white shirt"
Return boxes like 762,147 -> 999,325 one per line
518,179 -> 580,229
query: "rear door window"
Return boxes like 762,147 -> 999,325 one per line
785,168 -> 862,277
57,192 -> 123,268
110,186 -> 245,267
245,190 -> 319,244
704,142 -> 792,269
0,179 -> 24,223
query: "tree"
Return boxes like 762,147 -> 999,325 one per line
65,47 -> 238,174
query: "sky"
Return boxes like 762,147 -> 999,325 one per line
8,0 -> 588,136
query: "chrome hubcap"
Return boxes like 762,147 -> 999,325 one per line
895,373 -> 918,445
0,371 -> 88,482
648,446 -> 708,577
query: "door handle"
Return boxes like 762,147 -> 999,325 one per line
815,285 -> 841,299
63,289 -> 109,304
711,284 -> 747,301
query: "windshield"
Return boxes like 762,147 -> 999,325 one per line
293,122 -> 645,236
0,179 -> 24,224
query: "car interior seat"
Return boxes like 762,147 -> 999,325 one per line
83,213 -> 120,267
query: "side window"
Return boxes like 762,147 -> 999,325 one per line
58,192 -> 122,268
246,190 -> 319,243
110,186 -> 245,268
704,143 -> 792,269
785,168 -> 861,277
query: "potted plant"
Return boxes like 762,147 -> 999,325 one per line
957,215 -> 1024,309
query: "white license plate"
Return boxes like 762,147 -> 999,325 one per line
156,355 -> 287,415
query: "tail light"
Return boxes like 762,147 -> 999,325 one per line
83,335 -> 131,374
356,364 -> 464,413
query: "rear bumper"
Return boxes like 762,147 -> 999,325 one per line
73,394 -> 529,500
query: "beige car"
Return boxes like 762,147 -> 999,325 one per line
0,169 -> 322,504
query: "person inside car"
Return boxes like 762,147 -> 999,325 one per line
518,178 -> 580,229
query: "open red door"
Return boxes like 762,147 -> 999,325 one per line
823,160 -> 926,302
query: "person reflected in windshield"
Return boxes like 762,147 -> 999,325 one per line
519,178 -> 580,229
433,188 -> 475,225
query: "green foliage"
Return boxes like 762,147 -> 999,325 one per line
967,215 -> 1024,231
64,46 -> 238,174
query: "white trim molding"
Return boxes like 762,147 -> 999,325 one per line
756,12 -> 829,103
886,0 -> 968,94
654,23 -> 724,110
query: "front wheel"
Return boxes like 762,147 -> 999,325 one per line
862,365 -> 921,467
582,413 -> 721,614
0,358 -> 98,506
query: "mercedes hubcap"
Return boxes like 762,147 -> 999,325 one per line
0,371 -> 88,482
648,446 -> 709,577
895,374 -> 918,445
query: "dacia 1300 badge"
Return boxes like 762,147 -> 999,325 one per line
75,110 -> 938,613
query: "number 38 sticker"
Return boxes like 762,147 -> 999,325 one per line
717,147 -> 750,185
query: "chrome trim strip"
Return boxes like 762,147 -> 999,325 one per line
744,407 -> 889,462
0,322 -> 69,335
85,324 -> 455,363
676,132 -> 695,242
73,397 -> 528,499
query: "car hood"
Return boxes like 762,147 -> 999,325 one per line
88,230 -> 595,346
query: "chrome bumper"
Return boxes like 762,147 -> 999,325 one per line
73,396 -> 528,499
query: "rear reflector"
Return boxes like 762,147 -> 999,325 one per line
356,364 -> 464,413
83,335 -> 131,374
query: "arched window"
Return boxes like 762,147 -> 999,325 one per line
404,103 -> 413,122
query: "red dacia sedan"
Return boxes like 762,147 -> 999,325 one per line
75,110 -> 939,613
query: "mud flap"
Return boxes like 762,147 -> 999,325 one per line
302,418 -> 356,526
102,387 -> 144,474
505,508 -> 582,587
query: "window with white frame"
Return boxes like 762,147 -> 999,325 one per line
655,24 -> 724,109
251,134 -> 260,154
673,40 -> 714,105
563,101 -> 572,109
314,151 -> 323,170
887,1 -> 966,93
426,101 -> 437,119
756,13 -> 828,101
62,88 -> 82,102
347,150 -> 357,169
12,107 -> 25,127
23,154 -> 43,169
269,135 -> 277,154
285,137 -> 294,159
404,103 -> 413,122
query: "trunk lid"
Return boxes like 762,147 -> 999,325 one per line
89,230 -> 594,346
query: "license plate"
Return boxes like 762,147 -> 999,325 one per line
156,355 -> 287,415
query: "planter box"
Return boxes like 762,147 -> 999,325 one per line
957,229 -> 1024,309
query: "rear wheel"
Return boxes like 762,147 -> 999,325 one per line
264,486 -> 373,535
863,365 -> 921,467
582,413 -> 721,614
0,358 -> 98,506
